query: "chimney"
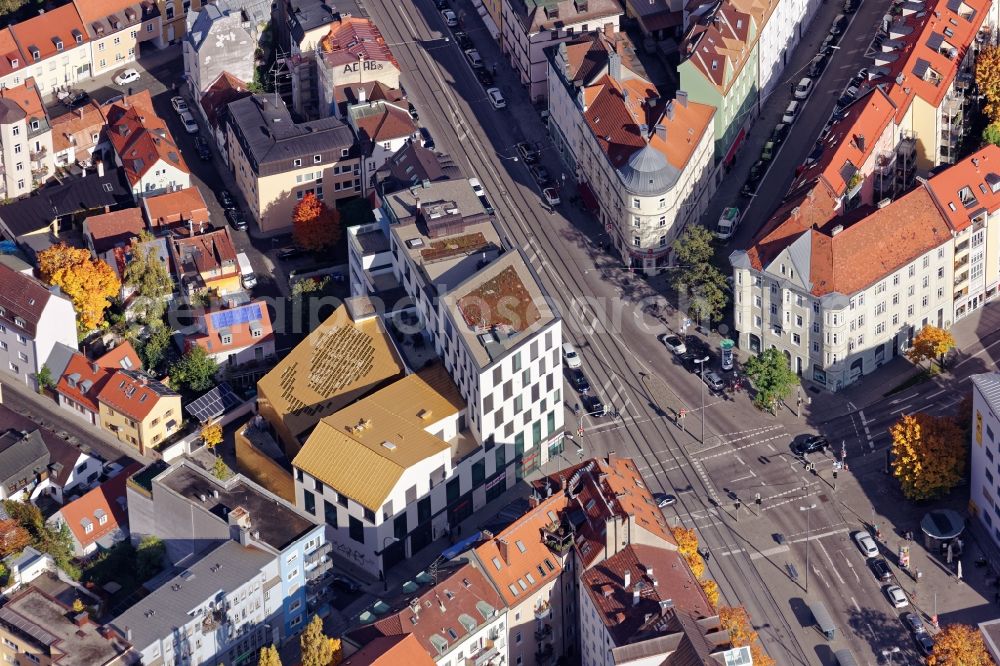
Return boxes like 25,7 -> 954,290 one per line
623,570 -> 631,589
415,197 -> 421,212
189,219 -> 195,237
576,84 -> 587,112
72,612 -> 89,627
654,124 -> 667,141
90,362 -> 99,373
676,90 -> 688,107
608,51 -> 621,80
497,538 -> 509,564
358,87 -> 367,103
97,160 -> 104,178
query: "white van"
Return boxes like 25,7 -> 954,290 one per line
782,101 -> 800,123
237,252 -> 256,289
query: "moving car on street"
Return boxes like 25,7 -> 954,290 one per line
653,493 -> 677,508
792,435 -> 828,456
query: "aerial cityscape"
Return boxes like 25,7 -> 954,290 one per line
0,0 -> 997,663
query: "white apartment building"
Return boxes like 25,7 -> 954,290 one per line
753,0 -> 820,98
2,3 -> 92,95
0,82 -> 56,198
293,365 -> 517,576
502,0 -> 622,101
346,217 -> 395,299
971,373 -> 1000,549
548,32 -> 715,274
347,99 -> 418,194
384,186 -> 564,464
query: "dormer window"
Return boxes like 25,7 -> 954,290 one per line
29,48 -> 39,61
73,29 -> 83,44
10,59 -> 17,68
54,40 -> 63,52
314,154 -> 321,163
293,158 -> 302,167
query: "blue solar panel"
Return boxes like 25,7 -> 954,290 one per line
210,303 -> 262,330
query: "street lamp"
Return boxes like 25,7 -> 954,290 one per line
381,536 -> 398,592
800,504 -> 816,592
882,647 -> 901,664
496,152 -> 520,162
694,356 -> 710,443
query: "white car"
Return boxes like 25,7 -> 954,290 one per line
468,177 -> 485,197
179,111 -> 199,134
793,77 -> 814,99
170,96 -> 189,114
562,343 -> 582,369
886,585 -> 909,608
113,68 -> 140,85
782,100 -> 800,123
662,334 -> 686,355
465,48 -> 483,69
487,87 -> 506,109
853,531 -> 879,558
543,187 -> 560,206
441,8 -> 458,26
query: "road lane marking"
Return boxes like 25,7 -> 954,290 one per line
851,596 -> 861,612
817,540 -> 846,585
842,552 -> 861,582
890,403 -> 912,415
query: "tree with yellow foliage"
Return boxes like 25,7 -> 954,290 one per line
257,645 -> 282,666
890,412 -> 966,501
36,243 -> 121,332
699,578 -> 720,608
329,637 -> 343,666
72,598 -> 84,613
977,45 -> 1000,123
670,525 -> 705,579
200,423 -> 223,450
927,623 -> 995,666
300,615 -> 335,666
719,606 -> 775,666
906,325 -> 955,369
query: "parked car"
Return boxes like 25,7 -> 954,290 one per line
761,140 -> 776,161
662,334 -> 686,355
63,90 -> 90,109
277,247 -> 305,261
782,100 -> 800,123
829,13 -> 847,35
704,370 -> 725,392
171,96 -> 189,113
792,435 -> 828,456
582,393 -> 606,417
793,77 -> 814,99
441,8 -> 458,26
853,531 -> 879,558
808,54 -> 827,77
529,164 -> 551,186
542,187 -> 561,206
844,0 -> 857,13
871,558 -> 893,582
434,0 -> 448,8
715,206 -> 740,240
516,141 -> 540,163
113,68 -> 140,85
486,87 -> 506,109
179,111 -> 199,134
886,585 -> 909,608
476,69 -> 495,87
562,342 -> 582,369
453,31 -> 473,49
568,368 -> 591,393
915,633 -> 935,656
218,189 -> 235,209
331,574 -> 362,593
901,612 -> 924,634
225,208 -> 247,231
465,48 -> 484,69
653,492 -> 677,508
195,136 -> 211,161
407,102 -> 419,120
420,127 -> 435,149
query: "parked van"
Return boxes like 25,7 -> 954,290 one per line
782,101 -> 800,123
237,252 -> 256,289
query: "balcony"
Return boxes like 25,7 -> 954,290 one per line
306,541 -> 332,565
29,147 -> 46,162
466,640 -> 500,666
534,600 -> 552,620
535,643 -> 555,666
534,623 -> 553,641
541,522 -> 573,553
955,255 -> 969,270
955,271 -> 970,286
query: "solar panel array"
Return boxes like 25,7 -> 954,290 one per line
184,383 -> 242,423
210,303 -> 262,331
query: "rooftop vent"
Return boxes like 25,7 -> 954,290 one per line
382,441 -> 397,450
831,224 -> 844,236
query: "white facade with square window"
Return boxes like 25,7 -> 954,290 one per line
971,373 -> 1000,547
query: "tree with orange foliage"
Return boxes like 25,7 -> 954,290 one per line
0,519 -> 30,557
927,624 -> 995,666
670,525 -> 705,579
719,606 -> 775,666
906,325 -> 955,369
699,578 -> 720,608
292,193 -> 341,252
36,243 -> 120,332
890,412 -> 966,501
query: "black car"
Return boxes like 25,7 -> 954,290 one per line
407,102 -> 419,120
568,368 -> 590,393
871,558 -> 892,581
680,351 -> 710,374
844,0 -> 857,12
582,393 -> 606,417
453,31 -> 474,49
218,189 -> 235,209
529,164 -> 551,186
808,54 -> 828,78
433,0 -> 448,9
65,90 -> 90,109
225,208 -> 247,231
916,633 -> 935,657
194,136 -> 211,161
793,435 -> 828,456
420,127 -> 435,149
516,141 -> 540,163
475,69 -> 495,87
331,573 -> 362,593
771,122 -> 789,144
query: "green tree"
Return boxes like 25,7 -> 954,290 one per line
212,456 -> 231,481
670,226 -> 729,323
35,365 -> 53,392
0,0 -> 29,18
123,231 -> 173,324
169,346 -> 218,395
671,224 -> 715,268
300,615 -> 335,666
134,322 -> 172,371
258,645 -> 282,666
681,265 -> 730,323
744,348 -> 798,413
984,122 -> 1000,147
136,536 -> 165,581
291,276 -> 330,299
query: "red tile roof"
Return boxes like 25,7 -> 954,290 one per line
141,187 -> 209,231
106,97 -> 188,187
95,369 -> 179,421
353,104 -> 417,147
56,462 -> 141,549
51,101 -> 107,154
188,301 -> 274,357
10,3 -> 88,65
0,262 -> 54,338
319,17 -> 398,70
580,544 -> 714,646
199,71 -> 251,129
0,28 -> 25,79
681,1 -> 758,94
84,208 -> 145,253
170,227 -> 238,280
343,635 -> 437,666
925,145 -> 1000,232
56,341 -> 141,413
0,78 -> 45,123
72,0 -> 154,36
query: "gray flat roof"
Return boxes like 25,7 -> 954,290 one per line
155,462 -> 316,551
112,541 -> 272,651
391,216 -> 504,294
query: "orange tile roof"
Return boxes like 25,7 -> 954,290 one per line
0,78 -> 45,122
353,104 -> 417,146
73,0 -> 153,32
199,71 -> 251,128
319,17 -> 398,70
797,88 -> 897,196
0,28 -> 25,79
170,227 -> 238,279
96,369 -> 179,420
681,1 -> 757,94
10,3 -> 88,65
925,145 -> 1000,231
142,187 -> 209,230
56,341 -> 141,412
583,75 -> 714,173
188,301 -> 274,356
56,462 -> 141,549
474,493 -> 568,606
106,96 -> 188,186
85,208 -> 145,253
342,635 -> 437,666
51,100 -> 107,154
